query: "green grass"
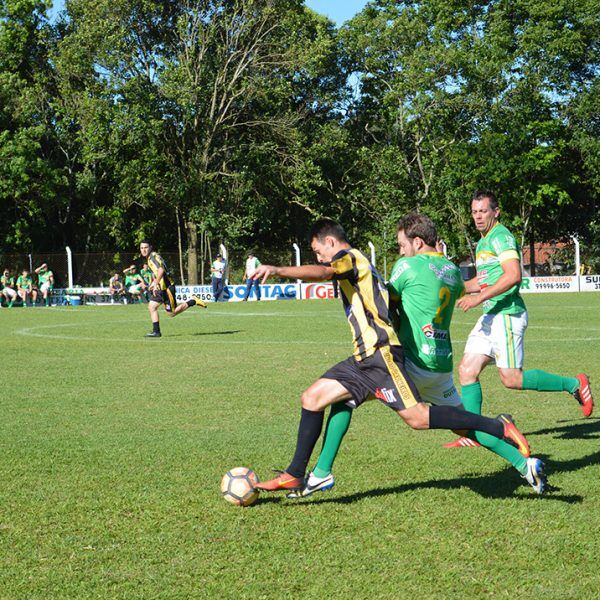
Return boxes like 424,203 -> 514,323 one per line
1,294 -> 599,598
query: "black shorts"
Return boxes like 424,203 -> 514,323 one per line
149,285 -> 177,313
321,345 -> 422,412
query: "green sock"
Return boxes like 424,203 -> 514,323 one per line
523,369 -> 578,394
313,402 -> 353,478
8,301 -> 13,307
462,382 -> 527,474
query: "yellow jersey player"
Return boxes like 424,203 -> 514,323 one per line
139,240 -> 207,337
250,219 -> 531,492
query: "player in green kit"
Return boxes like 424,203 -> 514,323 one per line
16,270 -> 34,306
123,265 -> 146,303
35,263 -> 54,306
288,213 -> 547,498
1,269 -> 18,307
445,191 -> 593,449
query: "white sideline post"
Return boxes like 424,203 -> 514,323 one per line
65,246 -> 74,289
28,254 -> 32,273
571,236 -> 580,291
220,243 -> 228,284
368,241 -> 376,267
293,243 -> 301,300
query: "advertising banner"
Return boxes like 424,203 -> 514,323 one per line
520,276 -> 579,293
175,283 -> 298,303
580,275 -> 600,292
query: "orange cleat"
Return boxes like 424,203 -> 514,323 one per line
498,414 -> 530,457
443,437 -> 481,449
574,373 -> 594,418
254,471 -> 303,492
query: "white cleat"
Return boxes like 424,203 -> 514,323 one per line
286,472 -> 335,499
522,458 -> 547,494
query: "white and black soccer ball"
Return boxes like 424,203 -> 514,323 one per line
221,467 -> 260,507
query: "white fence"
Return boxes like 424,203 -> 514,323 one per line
42,274 -> 600,306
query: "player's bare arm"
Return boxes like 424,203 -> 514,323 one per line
463,276 -> 480,294
253,264 -> 335,284
457,259 -> 521,311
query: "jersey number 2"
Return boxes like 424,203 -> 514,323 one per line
434,287 -> 451,324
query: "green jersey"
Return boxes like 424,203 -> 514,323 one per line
388,252 -> 464,373
125,273 -> 142,287
1,274 -> 15,288
140,268 -> 153,285
38,270 -> 53,286
17,275 -> 32,290
476,223 -> 526,315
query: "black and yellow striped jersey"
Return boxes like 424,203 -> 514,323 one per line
147,251 -> 171,290
330,248 -> 400,360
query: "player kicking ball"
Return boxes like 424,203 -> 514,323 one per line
253,219 -> 531,494
288,214 -> 547,499
139,240 -> 207,337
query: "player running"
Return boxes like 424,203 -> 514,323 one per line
288,214 -> 547,499
445,191 -> 593,449
139,240 -> 207,338
252,219 -> 531,493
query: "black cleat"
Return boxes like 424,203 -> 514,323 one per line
145,331 -> 161,338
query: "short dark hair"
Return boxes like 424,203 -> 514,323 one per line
472,190 -> 498,210
309,219 -> 349,243
397,213 -> 438,247
140,239 -> 153,247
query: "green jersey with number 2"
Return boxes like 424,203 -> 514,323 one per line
388,252 -> 464,373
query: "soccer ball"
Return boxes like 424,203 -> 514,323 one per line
221,467 -> 260,507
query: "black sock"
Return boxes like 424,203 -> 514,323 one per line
186,299 -> 196,307
429,405 -> 503,438
152,321 -> 160,334
286,408 -> 324,478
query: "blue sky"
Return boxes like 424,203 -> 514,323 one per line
305,0 -> 369,25
50,1 -> 370,25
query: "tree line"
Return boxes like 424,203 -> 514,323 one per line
1,0 -> 598,282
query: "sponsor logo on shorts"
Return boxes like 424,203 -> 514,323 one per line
375,387 -> 397,404
421,324 -> 449,340
443,386 -> 457,398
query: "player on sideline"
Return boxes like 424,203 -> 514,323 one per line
288,214 -> 546,499
139,240 -> 207,338
252,219 -> 531,492
446,190 -> 593,449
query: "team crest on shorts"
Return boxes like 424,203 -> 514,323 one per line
375,387 -> 397,404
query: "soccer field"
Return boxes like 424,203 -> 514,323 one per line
1,294 -> 599,598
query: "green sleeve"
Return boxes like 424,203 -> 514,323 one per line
387,258 -> 411,300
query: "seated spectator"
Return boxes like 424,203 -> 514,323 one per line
35,263 -> 54,307
109,272 -> 126,303
123,265 -> 146,303
16,269 -> 34,307
140,262 -> 153,301
1,268 -> 18,307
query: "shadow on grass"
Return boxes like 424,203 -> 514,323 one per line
168,330 -> 243,338
291,467 -> 584,506
255,421 -> 600,507
528,418 -> 600,440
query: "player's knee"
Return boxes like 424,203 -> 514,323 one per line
301,389 -> 324,411
499,370 -> 521,389
397,404 -> 429,430
458,361 -> 478,385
